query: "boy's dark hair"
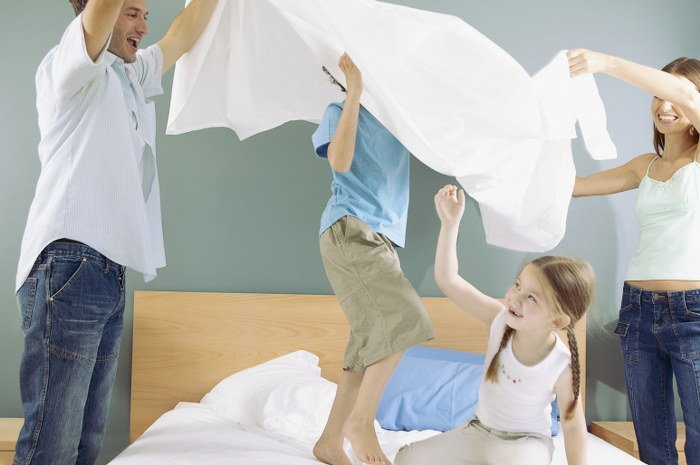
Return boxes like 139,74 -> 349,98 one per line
322,66 -> 346,93
70,0 -> 89,15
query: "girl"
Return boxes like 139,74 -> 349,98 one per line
569,49 -> 700,465
312,53 -> 435,465
394,185 -> 593,465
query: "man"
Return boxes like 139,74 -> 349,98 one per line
14,0 -> 217,463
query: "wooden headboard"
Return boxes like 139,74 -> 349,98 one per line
130,291 -> 586,442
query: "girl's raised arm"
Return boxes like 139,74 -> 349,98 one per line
434,185 -> 502,327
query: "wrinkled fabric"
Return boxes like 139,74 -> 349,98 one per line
167,0 -> 616,251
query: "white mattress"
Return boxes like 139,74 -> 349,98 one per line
111,352 -> 643,464
110,402 -> 643,464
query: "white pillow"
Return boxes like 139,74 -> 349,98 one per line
261,371 -> 336,441
200,350 -> 333,432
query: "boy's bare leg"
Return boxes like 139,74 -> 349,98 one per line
313,369 -> 362,465
344,350 -> 405,465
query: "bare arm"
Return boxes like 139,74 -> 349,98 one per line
568,49 -> 700,133
157,0 -> 218,75
327,53 -> 363,173
434,186 -> 502,327
555,366 -> 587,465
82,0 -> 124,62
573,153 -> 653,197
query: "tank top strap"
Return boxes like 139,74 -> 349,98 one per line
645,155 -> 659,176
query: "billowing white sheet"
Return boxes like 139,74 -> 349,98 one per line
167,0 -> 616,252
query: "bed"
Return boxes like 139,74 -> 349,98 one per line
108,291 -> 641,464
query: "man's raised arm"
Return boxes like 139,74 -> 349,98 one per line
157,0 -> 218,74
82,0 -> 124,61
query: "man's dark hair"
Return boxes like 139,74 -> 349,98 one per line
70,0 -> 89,15
322,66 -> 346,93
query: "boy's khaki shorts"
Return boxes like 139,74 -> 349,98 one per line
320,215 -> 435,374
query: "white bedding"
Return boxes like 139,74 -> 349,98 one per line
109,404 -> 643,465
111,352 -> 642,464
167,0 -> 617,253
110,402 -> 437,464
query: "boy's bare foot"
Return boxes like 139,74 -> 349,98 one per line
343,418 -> 391,465
313,438 -> 353,465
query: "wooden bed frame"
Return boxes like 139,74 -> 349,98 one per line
130,291 -> 586,442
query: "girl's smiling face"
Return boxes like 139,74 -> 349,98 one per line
504,264 -> 563,333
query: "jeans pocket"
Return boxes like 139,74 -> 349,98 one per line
677,297 -> 700,360
49,258 -> 116,337
49,256 -> 89,302
615,316 -> 639,362
614,321 -> 629,337
683,296 -> 700,319
17,277 -> 38,331
49,260 -> 119,364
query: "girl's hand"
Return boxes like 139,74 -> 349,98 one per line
339,52 -> 363,98
434,185 -> 466,227
567,49 -> 610,77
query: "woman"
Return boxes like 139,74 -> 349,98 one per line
570,49 -> 700,465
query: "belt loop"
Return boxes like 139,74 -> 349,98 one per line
637,288 -> 644,306
629,286 -> 636,305
624,283 -> 633,304
104,256 -> 110,273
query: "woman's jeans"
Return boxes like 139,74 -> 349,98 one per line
616,282 -> 700,465
14,240 -> 126,465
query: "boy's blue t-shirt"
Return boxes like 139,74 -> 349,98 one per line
312,102 -> 410,247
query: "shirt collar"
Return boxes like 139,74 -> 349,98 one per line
105,51 -> 136,79
104,50 -> 132,68
104,51 -> 124,68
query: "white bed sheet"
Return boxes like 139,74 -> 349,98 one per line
167,0 -> 617,253
110,401 -> 643,465
109,402 -> 435,464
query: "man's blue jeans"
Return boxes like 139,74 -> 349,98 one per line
14,240 -> 126,465
616,283 -> 700,465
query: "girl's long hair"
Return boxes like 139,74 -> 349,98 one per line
485,256 -> 595,420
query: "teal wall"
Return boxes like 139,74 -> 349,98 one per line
2,1 -> 699,462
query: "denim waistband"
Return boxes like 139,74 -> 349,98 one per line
39,239 -> 124,272
623,282 -> 700,305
